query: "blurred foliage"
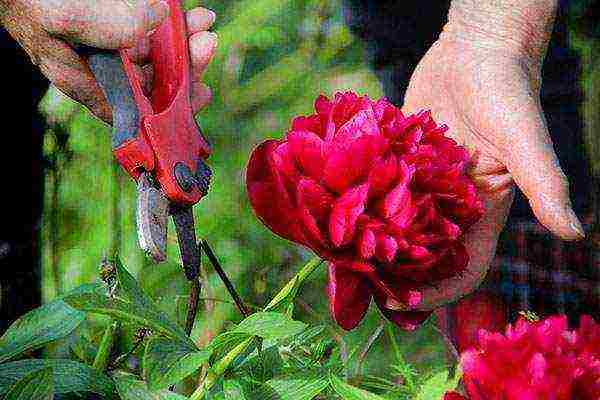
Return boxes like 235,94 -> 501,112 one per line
35,0 -> 599,396
37,0 -> 449,389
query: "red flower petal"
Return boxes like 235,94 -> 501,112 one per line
288,130 -> 325,181
328,183 -> 370,247
375,233 -> 398,263
375,160 -> 414,219
444,392 -> 467,400
296,178 -> 334,225
375,297 -> 432,331
368,154 -> 398,198
291,115 -> 321,135
328,262 -> 372,330
323,135 -> 386,194
246,141 -> 308,245
357,228 -> 376,259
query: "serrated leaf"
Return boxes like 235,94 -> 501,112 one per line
113,371 -> 188,400
0,300 -> 85,363
0,359 -> 115,398
250,373 -> 329,400
63,282 -> 194,348
143,337 -> 211,390
416,369 -> 462,400
329,374 -> 387,400
4,367 -> 53,400
234,312 -> 306,341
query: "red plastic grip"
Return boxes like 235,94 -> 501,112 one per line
115,0 -> 211,206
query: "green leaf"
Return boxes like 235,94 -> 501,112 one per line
113,371 -> 188,400
4,368 -> 53,400
415,369 -> 462,400
329,374 -> 386,400
251,373 -> 329,400
63,282 -> 194,348
223,379 -> 249,400
0,359 -> 115,398
208,332 -> 251,359
234,312 -> 306,341
143,337 -> 211,390
114,256 -> 155,309
0,300 -> 85,363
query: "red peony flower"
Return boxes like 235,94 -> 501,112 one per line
246,92 -> 483,330
444,392 -> 467,400
460,314 -> 600,400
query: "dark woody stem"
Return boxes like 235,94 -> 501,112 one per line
185,277 -> 202,336
200,239 -> 249,317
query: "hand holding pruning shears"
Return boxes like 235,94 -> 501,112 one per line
2,0 -> 219,333
1,0 -> 216,123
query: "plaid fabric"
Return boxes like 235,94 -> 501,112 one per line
435,209 -> 599,352
486,213 -> 600,324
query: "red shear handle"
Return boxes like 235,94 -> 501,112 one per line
116,0 -> 212,206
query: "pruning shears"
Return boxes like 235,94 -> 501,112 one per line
85,0 -> 211,280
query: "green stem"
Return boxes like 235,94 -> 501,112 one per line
190,337 -> 255,400
386,324 -> 416,392
93,321 -> 118,371
264,257 -> 322,311
190,257 -> 323,399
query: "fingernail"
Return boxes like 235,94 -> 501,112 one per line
567,209 -> 585,239
207,9 -> 217,25
147,0 -> 169,30
193,31 -> 218,53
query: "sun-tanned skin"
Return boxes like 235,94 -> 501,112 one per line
0,0 -> 217,123
402,0 -> 585,310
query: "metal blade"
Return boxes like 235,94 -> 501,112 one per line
171,205 -> 200,280
136,173 -> 169,263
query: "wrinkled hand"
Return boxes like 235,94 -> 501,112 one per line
403,0 -> 584,310
0,0 -> 216,122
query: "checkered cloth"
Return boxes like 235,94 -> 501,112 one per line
435,210 -> 599,352
486,214 -> 600,324
496,222 -> 598,317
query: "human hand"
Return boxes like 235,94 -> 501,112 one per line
0,0 -> 217,122
402,0 -> 585,310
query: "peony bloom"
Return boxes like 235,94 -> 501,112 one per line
460,314 -> 600,400
246,92 -> 483,330
444,392 -> 467,400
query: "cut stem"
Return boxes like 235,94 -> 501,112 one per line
200,239 -> 249,317
185,278 -> 202,336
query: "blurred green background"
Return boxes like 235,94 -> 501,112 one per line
37,0 -> 599,382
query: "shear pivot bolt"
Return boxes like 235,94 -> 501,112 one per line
174,163 -> 195,193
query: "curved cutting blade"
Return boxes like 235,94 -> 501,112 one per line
136,173 -> 169,263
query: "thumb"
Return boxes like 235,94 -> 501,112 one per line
38,0 -> 169,49
503,98 -> 584,240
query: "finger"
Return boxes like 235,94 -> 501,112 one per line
125,38 -> 151,65
189,31 -> 218,78
133,63 -> 154,95
37,36 -> 112,122
413,182 -> 515,311
37,0 -> 169,49
186,7 -> 216,35
502,100 -> 584,240
191,82 -> 212,113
